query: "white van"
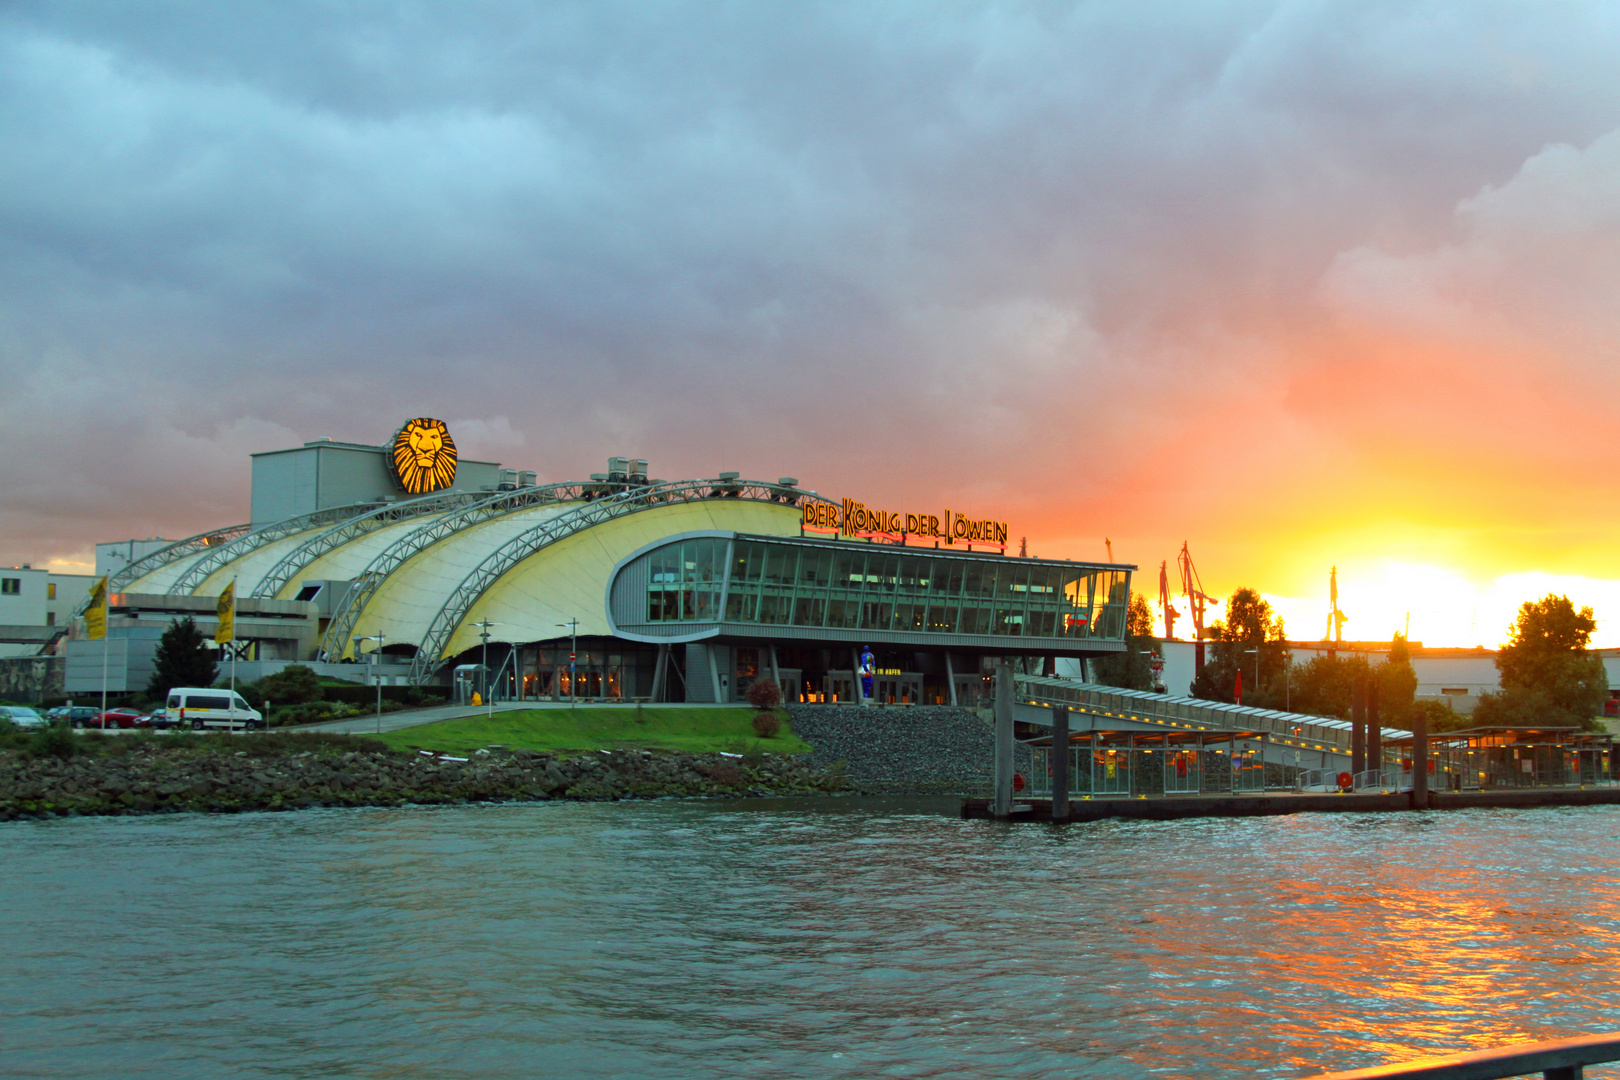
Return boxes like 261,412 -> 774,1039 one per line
164,688 -> 264,731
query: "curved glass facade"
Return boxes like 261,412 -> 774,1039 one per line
637,534 -> 1128,641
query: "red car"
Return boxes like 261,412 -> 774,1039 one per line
84,708 -> 144,730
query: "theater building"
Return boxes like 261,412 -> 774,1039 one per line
79,418 -> 1134,705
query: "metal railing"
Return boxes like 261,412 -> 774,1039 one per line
407,477 -> 830,684
1292,767 -> 1404,793
1300,1030 -> 1620,1080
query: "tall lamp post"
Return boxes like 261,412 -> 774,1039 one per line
472,619 -> 499,718
557,619 -> 579,710
353,633 -> 386,735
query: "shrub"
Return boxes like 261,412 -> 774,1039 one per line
28,721 -> 79,760
256,664 -> 324,706
746,678 -> 782,711
751,711 -> 781,738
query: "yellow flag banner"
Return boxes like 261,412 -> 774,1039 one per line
215,580 -> 235,645
85,576 -> 109,642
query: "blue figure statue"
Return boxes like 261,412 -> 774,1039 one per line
859,646 -> 875,699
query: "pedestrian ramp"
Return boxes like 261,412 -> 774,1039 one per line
1013,675 -> 1402,758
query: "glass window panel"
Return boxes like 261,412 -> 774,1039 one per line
897,556 -> 926,593
792,595 -> 826,626
725,587 -> 756,622
995,607 -> 1025,635
696,589 -> 718,621
765,547 -> 795,585
963,563 -> 987,598
928,604 -> 958,632
825,597 -> 847,628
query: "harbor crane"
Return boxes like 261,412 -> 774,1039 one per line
1177,542 -> 1216,674
1158,560 -> 1177,640
1326,565 -> 1348,657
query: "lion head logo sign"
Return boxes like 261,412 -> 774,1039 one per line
390,418 -> 458,494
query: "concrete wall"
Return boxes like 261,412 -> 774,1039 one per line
0,567 -> 47,626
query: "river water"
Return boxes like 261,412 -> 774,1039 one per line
5,799 -> 1620,1080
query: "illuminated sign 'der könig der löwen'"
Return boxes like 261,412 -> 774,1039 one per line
801,498 -> 1009,548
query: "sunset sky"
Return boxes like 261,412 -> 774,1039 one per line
3,3 -> 1619,648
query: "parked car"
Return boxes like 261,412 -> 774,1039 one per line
136,711 -> 179,730
62,706 -> 101,727
90,708 -> 145,730
74,709 -> 140,735
0,706 -> 46,729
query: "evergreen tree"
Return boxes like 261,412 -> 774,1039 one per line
146,617 -> 218,699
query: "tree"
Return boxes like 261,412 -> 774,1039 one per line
1374,633 -> 1417,720
1191,587 -> 1285,703
1092,593 -> 1161,692
1474,594 -> 1607,731
146,617 -> 217,699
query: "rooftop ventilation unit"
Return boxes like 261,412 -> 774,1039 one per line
607,457 -> 629,483
631,459 -> 649,481
517,471 -> 536,487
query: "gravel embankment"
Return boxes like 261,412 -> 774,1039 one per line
0,745 -> 852,820
786,705 -> 1033,794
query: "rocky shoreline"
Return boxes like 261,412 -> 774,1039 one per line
0,741 -> 853,820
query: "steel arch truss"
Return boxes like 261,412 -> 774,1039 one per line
110,525 -> 252,592
318,482 -> 594,661
166,503 -> 393,596
72,524 -> 254,619
249,492 -> 492,599
408,479 -> 823,684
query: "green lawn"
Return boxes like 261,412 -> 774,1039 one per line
376,706 -> 809,756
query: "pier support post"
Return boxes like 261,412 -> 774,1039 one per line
1411,705 -> 1429,809
1351,679 -> 1366,777
1051,705 -> 1070,822
993,662 -> 1015,818
1367,681 -> 1382,775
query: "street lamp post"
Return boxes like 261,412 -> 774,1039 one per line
557,619 -> 579,710
353,633 -> 386,735
472,620 -> 499,718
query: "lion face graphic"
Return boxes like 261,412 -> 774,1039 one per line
391,418 -> 458,494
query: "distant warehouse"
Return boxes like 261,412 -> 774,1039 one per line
68,418 -> 1135,705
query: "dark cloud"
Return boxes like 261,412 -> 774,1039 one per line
3,1 -> 1620,591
